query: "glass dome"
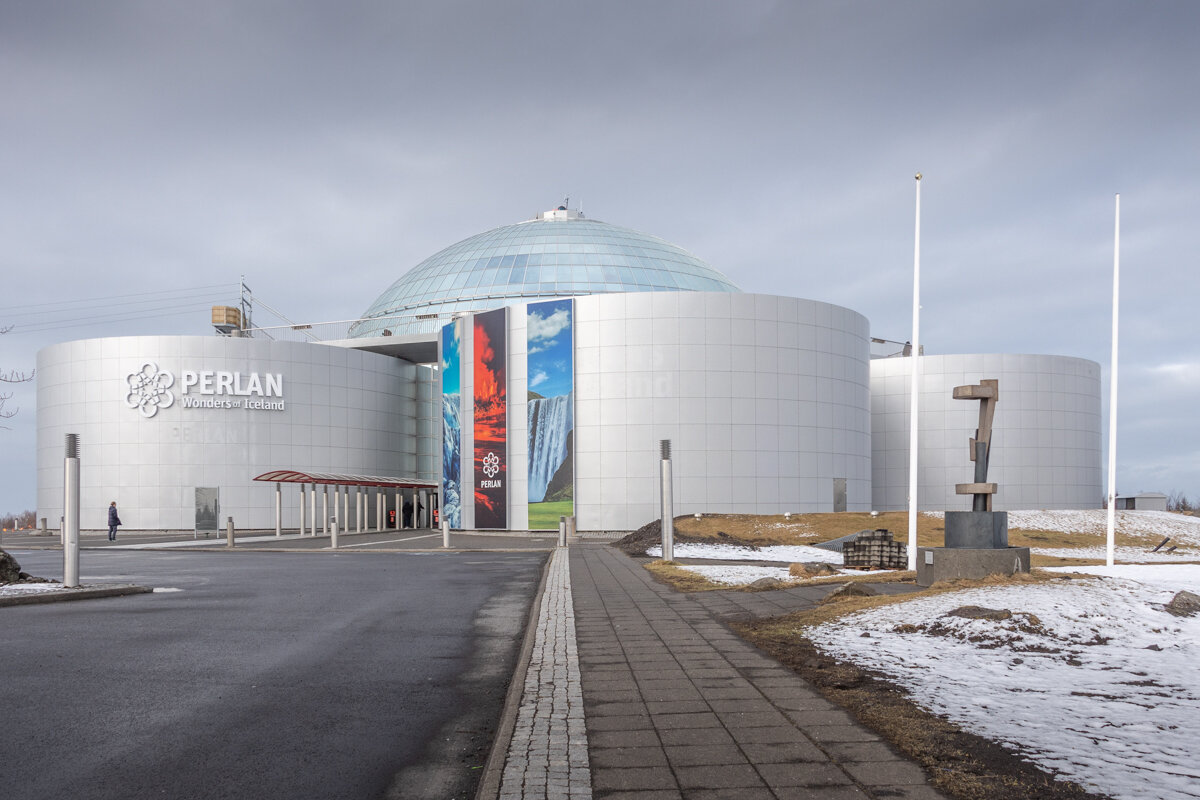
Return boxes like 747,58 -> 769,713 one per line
348,206 -> 741,337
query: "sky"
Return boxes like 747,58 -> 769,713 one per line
528,299 -> 573,399
1,0 -> 1198,514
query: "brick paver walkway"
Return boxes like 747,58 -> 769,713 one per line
571,544 -> 946,800
500,548 -> 592,799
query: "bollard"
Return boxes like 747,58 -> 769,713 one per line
567,515 -> 576,541
331,519 -> 339,550
226,516 -> 235,548
63,434 -> 81,588
442,520 -> 450,549
558,516 -> 567,548
660,439 -> 674,563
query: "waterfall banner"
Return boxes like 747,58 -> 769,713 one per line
527,299 -> 573,529
473,307 -> 507,528
440,319 -> 462,529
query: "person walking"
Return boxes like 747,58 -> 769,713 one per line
107,501 -> 122,541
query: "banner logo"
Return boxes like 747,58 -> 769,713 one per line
482,451 -> 500,478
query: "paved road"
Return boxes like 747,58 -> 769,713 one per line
1,528 -> 559,552
1,548 -> 547,800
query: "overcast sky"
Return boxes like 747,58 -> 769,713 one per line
2,1 -> 1197,515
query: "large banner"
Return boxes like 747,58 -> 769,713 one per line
440,320 -> 462,529
473,307 -> 507,528
527,299 -> 574,529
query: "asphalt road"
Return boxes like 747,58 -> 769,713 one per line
1,548 -> 548,800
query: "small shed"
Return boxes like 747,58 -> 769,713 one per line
1115,492 -> 1169,512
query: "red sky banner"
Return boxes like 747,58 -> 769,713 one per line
473,307 -> 507,528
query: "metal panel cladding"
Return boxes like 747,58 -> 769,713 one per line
526,299 -> 574,529
473,308 -> 508,528
440,320 -> 463,528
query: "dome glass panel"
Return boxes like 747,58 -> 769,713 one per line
348,209 -> 740,337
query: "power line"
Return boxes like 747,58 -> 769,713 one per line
0,283 -> 234,315
7,301 -> 221,334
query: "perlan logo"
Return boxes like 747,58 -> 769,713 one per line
482,451 -> 500,478
126,362 -> 176,418
124,364 -> 286,416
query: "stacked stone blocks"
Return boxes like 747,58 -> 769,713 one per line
843,529 -> 908,570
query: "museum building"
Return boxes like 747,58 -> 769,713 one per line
35,205 -> 1103,533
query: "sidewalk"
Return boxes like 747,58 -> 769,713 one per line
566,543 -> 946,800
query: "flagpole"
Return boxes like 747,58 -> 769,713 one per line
908,173 -> 922,571
1106,194 -> 1120,567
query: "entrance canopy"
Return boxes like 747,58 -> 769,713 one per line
254,470 -> 436,489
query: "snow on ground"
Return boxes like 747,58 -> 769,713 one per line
678,564 -> 797,585
808,565 -> 1200,800
678,563 -> 893,586
1043,563 -> 1200,587
646,543 -> 843,563
0,582 -> 66,597
1031,546 -> 1198,562
925,509 -> 1200,547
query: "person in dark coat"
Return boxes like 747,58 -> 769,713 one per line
107,501 -> 122,541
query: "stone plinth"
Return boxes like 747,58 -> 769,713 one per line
944,510 -> 1008,549
916,546 -> 1030,587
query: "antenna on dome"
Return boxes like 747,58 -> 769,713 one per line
560,196 -> 570,211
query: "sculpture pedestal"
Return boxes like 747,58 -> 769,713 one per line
916,546 -> 1030,587
944,510 -> 1008,548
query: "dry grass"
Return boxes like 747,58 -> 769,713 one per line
671,511 -> 947,546
643,560 -> 729,592
747,569 -> 1062,627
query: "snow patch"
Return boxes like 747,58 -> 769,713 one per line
647,543 -> 844,563
678,565 -> 797,586
809,565 -> 1200,800
1031,546 -> 1198,562
924,509 -> 1200,547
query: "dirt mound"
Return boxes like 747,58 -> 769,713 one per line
0,548 -> 52,584
611,517 -> 763,556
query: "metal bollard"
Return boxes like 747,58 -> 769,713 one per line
442,520 -> 450,549
63,434 -> 80,588
558,516 -> 567,548
226,517 -> 235,548
331,519 -> 339,550
660,439 -> 674,563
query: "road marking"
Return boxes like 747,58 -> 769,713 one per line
331,533 -> 443,549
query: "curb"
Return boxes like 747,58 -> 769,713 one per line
0,584 -> 154,607
473,547 -> 558,800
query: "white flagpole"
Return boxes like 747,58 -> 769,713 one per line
908,173 -> 922,571
1106,194 -> 1120,567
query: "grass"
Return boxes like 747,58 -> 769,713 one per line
670,511 -> 948,547
527,500 -> 575,530
643,560 -> 729,592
